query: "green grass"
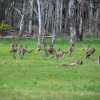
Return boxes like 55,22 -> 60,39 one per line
0,36 -> 100,100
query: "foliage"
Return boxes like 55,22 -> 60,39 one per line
0,23 -> 12,39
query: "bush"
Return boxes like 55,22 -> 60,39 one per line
0,23 -> 12,39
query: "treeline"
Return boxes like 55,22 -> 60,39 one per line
0,0 -> 100,44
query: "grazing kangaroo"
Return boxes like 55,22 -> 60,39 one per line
10,43 -> 18,59
56,49 -> 68,59
86,48 -> 96,58
69,44 -> 74,56
81,46 -> 90,50
44,47 -> 56,58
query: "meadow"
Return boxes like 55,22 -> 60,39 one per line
0,36 -> 100,100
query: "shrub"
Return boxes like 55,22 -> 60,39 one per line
0,23 -> 12,39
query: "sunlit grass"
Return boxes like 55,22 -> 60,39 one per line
0,36 -> 100,100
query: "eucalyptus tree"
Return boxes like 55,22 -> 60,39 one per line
92,0 -> 100,35
59,0 -> 63,33
29,0 -> 34,36
14,0 -> 26,37
88,0 -> 94,35
68,0 -> 88,43
68,0 -> 77,44
37,0 -> 42,44
76,0 -> 85,41
85,0 -> 100,35
0,0 -> 6,24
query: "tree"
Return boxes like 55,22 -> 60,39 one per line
0,23 -> 12,39
29,0 -> 34,36
0,0 -> 6,24
68,0 -> 77,44
37,0 -> 42,44
76,0 -> 84,41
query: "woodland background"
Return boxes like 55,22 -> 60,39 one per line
0,0 -> 100,44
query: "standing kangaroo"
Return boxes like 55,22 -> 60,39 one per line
50,40 -> 55,47
69,44 -> 74,56
56,49 -> 68,59
10,43 -> 18,59
18,45 -> 28,59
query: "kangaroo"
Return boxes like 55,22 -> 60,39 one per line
18,45 -> 24,59
10,43 -> 18,59
86,48 -> 96,58
50,40 -> 55,47
56,49 -> 68,59
68,44 -> 74,56
44,47 -> 56,58
28,43 -> 46,53
81,46 -> 90,50
61,61 -> 83,66
18,45 -> 28,59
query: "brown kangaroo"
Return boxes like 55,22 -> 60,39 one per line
28,43 -> 46,53
44,47 -> 56,58
69,44 -> 74,56
18,45 -> 28,59
56,49 -> 68,59
61,61 -> 83,66
10,43 -> 18,59
86,48 -> 96,58
50,40 -> 55,47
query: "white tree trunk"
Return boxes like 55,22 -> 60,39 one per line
37,0 -> 42,44
89,0 -> 94,35
19,0 -> 26,37
29,0 -> 34,36
56,0 -> 60,34
14,0 -> 26,37
52,14 -> 56,42
95,8 -> 99,35
69,0 -> 77,44
19,15 -> 24,37
59,0 -> 63,33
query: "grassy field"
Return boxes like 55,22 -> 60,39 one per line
0,36 -> 100,100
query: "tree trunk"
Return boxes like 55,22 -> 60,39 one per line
52,1 -> 56,42
59,0 -> 63,33
29,0 -> 34,36
52,13 -> 56,42
56,0 -> 60,35
11,1 -> 15,27
0,0 -> 5,24
95,7 -> 99,35
37,0 -> 42,44
89,0 -> 94,35
76,0 -> 83,41
19,15 -> 24,37
68,0 -> 77,44
19,0 -> 26,37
